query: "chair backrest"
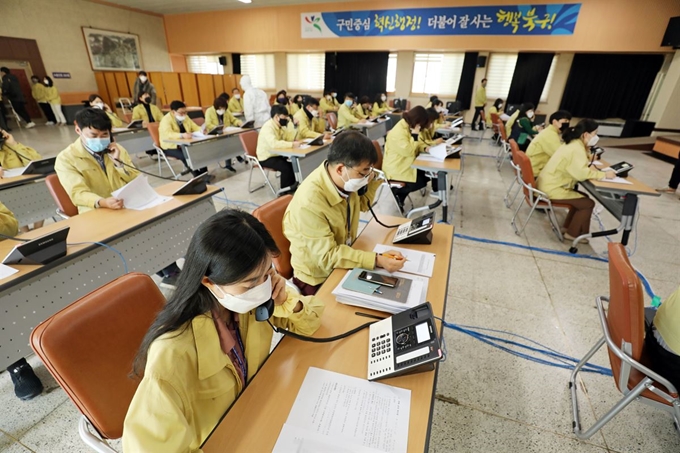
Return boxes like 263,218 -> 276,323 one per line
372,140 -> 384,171
146,122 -> 161,148
490,113 -> 500,124
239,130 -> 259,158
45,174 -> 78,218
326,112 -> 338,130
497,118 -> 509,142
30,273 -> 166,439
252,195 -> 293,280
512,141 -> 537,202
447,101 -> 462,115
606,242 -> 646,392
193,117 -> 205,127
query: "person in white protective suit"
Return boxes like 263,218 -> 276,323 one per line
241,75 -> 270,128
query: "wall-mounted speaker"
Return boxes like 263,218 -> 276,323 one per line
661,16 -> 680,48
218,56 -> 228,66
477,56 -> 487,68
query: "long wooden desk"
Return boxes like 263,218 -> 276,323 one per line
269,142 -> 332,183
409,157 -> 463,223
112,127 -> 153,155
0,183 -> 221,369
0,174 -> 58,226
166,129 -> 249,170
202,216 -> 454,453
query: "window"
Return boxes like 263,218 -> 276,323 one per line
411,53 -> 465,96
386,53 -> 398,93
240,54 -> 276,89
286,53 -> 325,91
539,55 -> 559,103
186,55 -> 224,75
485,53 -> 518,99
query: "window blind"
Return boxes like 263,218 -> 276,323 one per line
411,53 -> 465,96
485,53 -> 518,99
240,54 -> 276,89
286,53 -> 325,91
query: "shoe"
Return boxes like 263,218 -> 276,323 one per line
224,163 -> 236,173
7,358 -> 43,401
656,187 -> 677,194
25,122 -> 36,129
180,168 -> 193,176
563,233 -> 589,244
160,273 -> 179,289
236,155 -> 245,163
45,121 -> 55,126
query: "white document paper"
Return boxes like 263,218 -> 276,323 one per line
111,176 -> 171,210
591,160 -> 603,167
224,126 -> 242,133
415,154 -> 442,163
192,131 -> 208,138
2,167 -> 26,178
600,176 -> 633,185
373,244 -> 435,278
332,270 -> 428,314
427,143 -> 448,161
0,264 -> 18,281
273,368 -> 410,453
299,144 -> 311,149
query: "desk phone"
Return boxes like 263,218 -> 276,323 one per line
393,212 -> 434,244
445,134 -> 464,146
610,161 -> 633,177
368,302 -> 442,381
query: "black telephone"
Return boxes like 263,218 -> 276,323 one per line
393,212 -> 434,244
367,302 -> 443,381
255,299 -> 275,321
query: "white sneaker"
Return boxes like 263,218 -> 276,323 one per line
25,122 -> 36,129
45,121 -> 55,126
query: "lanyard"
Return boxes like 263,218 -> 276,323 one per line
345,200 -> 352,246
232,326 -> 248,384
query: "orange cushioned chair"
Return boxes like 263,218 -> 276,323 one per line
252,195 -> 293,280
30,273 -> 165,452
569,243 -> 680,439
45,174 -> 79,219
146,122 -> 179,179
239,129 -> 278,197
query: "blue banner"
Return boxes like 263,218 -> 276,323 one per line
301,4 -> 581,38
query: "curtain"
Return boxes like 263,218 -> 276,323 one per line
455,52 -> 479,110
506,52 -> 554,107
560,53 -> 664,119
324,52 -> 389,99
232,53 -> 241,75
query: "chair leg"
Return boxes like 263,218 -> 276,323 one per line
504,178 -> 518,208
511,198 -> 539,236
78,416 -> 117,453
546,206 -> 565,242
262,168 -> 277,197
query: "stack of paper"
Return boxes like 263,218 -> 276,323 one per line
191,131 -> 208,139
2,167 -> 26,178
273,368 -> 410,453
372,245 -> 436,277
224,126 -> 242,133
111,176 -> 171,210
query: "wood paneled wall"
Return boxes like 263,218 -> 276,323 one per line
93,71 -> 242,108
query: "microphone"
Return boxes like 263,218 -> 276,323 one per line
112,157 -> 186,182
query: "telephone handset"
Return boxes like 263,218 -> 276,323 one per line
255,298 -> 275,321
367,302 -> 442,381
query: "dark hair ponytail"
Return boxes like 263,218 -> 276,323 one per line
132,209 -> 280,376
562,118 -> 599,144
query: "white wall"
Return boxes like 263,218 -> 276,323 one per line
0,0 -> 171,93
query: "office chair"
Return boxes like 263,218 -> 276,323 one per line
45,174 -> 79,219
371,140 -> 411,215
238,130 -> 278,197
252,195 -> 293,280
30,273 -> 166,453
146,122 -> 179,179
503,139 -> 523,209
496,117 -> 511,171
326,112 -> 338,130
570,242 -> 680,439
510,150 -> 569,242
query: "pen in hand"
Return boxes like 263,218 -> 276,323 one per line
379,253 -> 407,262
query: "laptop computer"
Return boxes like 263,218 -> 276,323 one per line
20,157 -> 57,175
172,173 -> 209,196
207,126 -> 223,136
126,120 -> 144,129
241,120 -> 255,129
307,135 -> 324,146
2,227 -> 70,265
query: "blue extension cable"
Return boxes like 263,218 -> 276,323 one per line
68,242 -> 128,274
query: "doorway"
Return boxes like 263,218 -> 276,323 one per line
0,60 -> 42,120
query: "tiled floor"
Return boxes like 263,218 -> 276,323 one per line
1,123 -> 679,452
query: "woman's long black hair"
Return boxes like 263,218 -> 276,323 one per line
517,102 -> 535,120
374,92 -> 387,107
132,209 -> 279,376
562,118 -> 599,144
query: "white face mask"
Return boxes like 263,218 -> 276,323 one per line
175,114 -> 186,122
311,109 -> 319,117
234,94 -> 241,99
435,106 -> 443,113
216,109 -> 225,115
93,103 -> 104,109
342,167 -> 370,193
332,92 -> 337,98
139,76 -> 147,83
526,110 -> 534,119
381,95 -> 386,102
587,134 -> 599,147
207,275 -> 272,314
43,79 -> 49,85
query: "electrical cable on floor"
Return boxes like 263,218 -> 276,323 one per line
68,242 -> 128,274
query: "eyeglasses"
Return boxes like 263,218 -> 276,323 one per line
352,167 -> 374,179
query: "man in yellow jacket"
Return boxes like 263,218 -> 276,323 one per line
646,286 -> 680,392
293,97 -> 329,140
319,89 -> 340,114
159,100 -> 206,177
256,104 -> 300,194
55,108 -> 139,214
205,96 -> 244,173
228,88 -> 244,114
131,92 -> 163,124
472,78 -> 487,131
283,131 -> 405,295
30,76 -> 56,125
337,93 -> 368,129
526,110 -> 572,176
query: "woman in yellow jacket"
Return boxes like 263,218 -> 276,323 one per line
383,106 -> 432,211
43,76 -> 67,125
373,92 -> 390,115
87,94 -> 124,128
30,76 -> 56,125
289,94 -> 304,116
355,96 -> 372,120
131,92 -> 163,124
292,97 -> 329,139
123,209 -> 324,452
419,108 -> 445,147
319,89 -> 340,113
204,96 -> 242,132
537,119 -> 615,242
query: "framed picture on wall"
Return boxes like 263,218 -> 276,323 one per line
82,27 -> 142,71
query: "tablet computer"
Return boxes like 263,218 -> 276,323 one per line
2,227 -> 70,265
307,135 -> 324,146
126,120 -> 144,129
241,120 -> 255,129
172,173 -> 208,196
207,126 -> 223,136
22,157 -> 57,175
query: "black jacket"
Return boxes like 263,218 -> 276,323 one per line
1,73 -> 25,103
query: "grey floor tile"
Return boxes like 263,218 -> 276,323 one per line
428,400 -> 609,453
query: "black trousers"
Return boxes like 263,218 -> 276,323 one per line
11,101 -> 31,123
163,147 -> 207,176
38,102 -> 57,123
471,106 -> 484,128
0,103 -> 8,130
392,170 -> 438,203
644,324 -> 680,392
669,151 -> 680,190
260,156 -> 296,188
